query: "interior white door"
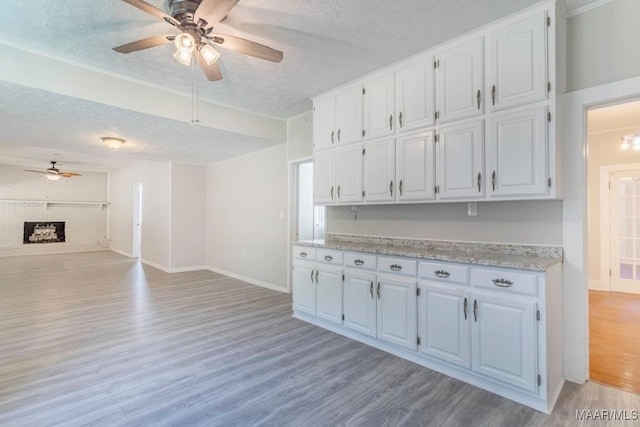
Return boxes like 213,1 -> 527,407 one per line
336,85 -> 364,145
397,130 -> 436,201
292,261 -> 316,315
377,275 -> 417,350
313,95 -> 336,151
316,264 -> 343,324
335,145 -> 363,203
364,74 -> 396,140
397,58 -> 435,132
313,150 -> 335,204
436,38 -> 483,123
438,120 -> 484,200
364,138 -> 396,202
487,12 -> 547,111
343,270 -> 377,337
609,170 -> 640,294
486,106 -> 548,197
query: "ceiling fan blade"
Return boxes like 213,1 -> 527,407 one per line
59,172 -> 82,178
197,51 -> 223,81
194,0 -> 240,27
23,170 -> 48,174
121,0 -> 180,27
211,34 -> 283,63
113,35 -> 175,54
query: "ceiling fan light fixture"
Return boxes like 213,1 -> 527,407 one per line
199,44 -> 220,65
46,174 -> 61,181
174,33 -> 195,53
101,137 -> 126,150
173,49 -> 193,66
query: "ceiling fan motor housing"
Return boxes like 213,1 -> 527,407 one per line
167,0 -> 203,23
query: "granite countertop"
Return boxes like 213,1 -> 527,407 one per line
293,234 -> 563,272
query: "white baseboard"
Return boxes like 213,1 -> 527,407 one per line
0,248 -> 109,258
588,279 -> 608,291
139,258 -> 206,274
110,247 -> 134,258
206,266 -> 288,294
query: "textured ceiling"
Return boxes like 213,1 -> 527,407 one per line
0,0 -> 605,171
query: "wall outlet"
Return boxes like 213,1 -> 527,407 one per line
351,206 -> 357,221
467,202 -> 477,217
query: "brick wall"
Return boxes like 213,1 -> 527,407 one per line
0,164 -> 109,257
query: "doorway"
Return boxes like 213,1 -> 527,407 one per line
587,100 -> 640,394
132,183 -> 142,259
293,161 -> 325,242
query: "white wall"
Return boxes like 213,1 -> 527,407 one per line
567,0 -> 640,92
287,111 -> 313,161
0,164 -> 108,257
297,162 -> 315,241
206,144 -> 288,291
171,163 -> 206,269
109,160 -> 172,268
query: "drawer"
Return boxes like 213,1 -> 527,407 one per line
344,252 -> 377,270
471,268 -> 537,296
292,246 -> 315,260
316,249 -> 343,265
419,262 -> 469,285
378,257 -> 417,277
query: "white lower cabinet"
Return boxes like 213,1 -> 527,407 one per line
292,260 -> 316,316
377,275 -> 417,350
315,264 -> 343,324
343,269 -> 377,337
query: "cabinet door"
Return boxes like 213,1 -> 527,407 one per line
313,150 -> 335,204
313,96 -> 336,151
377,275 -> 417,350
486,107 -> 547,197
397,130 -> 436,201
364,74 -> 396,140
418,283 -> 471,369
438,120 -> 484,200
335,145 -> 363,203
363,138 -> 396,202
487,12 -> 547,111
344,270 -> 377,337
436,38 -> 483,123
336,85 -> 364,145
292,261 -> 316,315
316,264 -> 343,325
471,291 -> 537,392
397,58 -> 435,132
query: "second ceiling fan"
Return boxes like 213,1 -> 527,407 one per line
113,0 -> 284,81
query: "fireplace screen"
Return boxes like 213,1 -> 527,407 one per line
23,222 -> 66,244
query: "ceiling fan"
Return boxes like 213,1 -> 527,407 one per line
113,0 -> 284,81
24,161 -> 82,181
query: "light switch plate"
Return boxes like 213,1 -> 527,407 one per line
467,202 -> 477,217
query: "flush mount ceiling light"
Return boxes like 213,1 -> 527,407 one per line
102,137 -> 126,150
621,134 -> 640,151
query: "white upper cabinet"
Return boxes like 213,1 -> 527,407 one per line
397,58 -> 436,132
336,85 -> 364,145
487,107 -> 548,197
436,38 -> 484,123
397,130 -> 436,201
438,120 -> 484,200
335,144 -> 363,203
313,150 -> 335,204
364,74 -> 396,140
487,12 -> 547,112
313,96 -> 336,151
364,138 -> 396,202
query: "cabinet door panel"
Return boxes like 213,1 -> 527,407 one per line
487,107 -> 547,197
336,85 -> 364,145
471,292 -> 537,392
437,38 -> 483,123
292,261 -> 316,315
344,270 -> 377,337
438,120 -> 484,200
335,145 -> 363,203
365,74 -> 396,140
313,151 -> 335,204
419,283 -> 471,368
487,12 -> 547,111
364,138 -> 396,202
397,58 -> 435,132
377,276 -> 417,350
316,265 -> 343,324
397,131 -> 436,201
313,96 -> 336,151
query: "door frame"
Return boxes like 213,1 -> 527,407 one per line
562,74 -> 640,384
287,156 -> 314,295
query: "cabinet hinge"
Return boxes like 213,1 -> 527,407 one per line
536,310 -> 541,321
417,288 -> 421,297
363,148 -> 366,155
609,268 -> 612,277
362,190 -> 366,197
435,185 -> 440,194
417,337 -> 421,346
548,178 -> 552,188
342,314 -> 345,321
342,273 -> 345,281
548,112 -> 552,122
548,81 -> 552,93
538,374 -> 542,386
435,133 -> 439,143
547,16 -> 551,27
363,88 -> 366,95
433,60 -> 437,69
363,130 -> 366,137
435,111 -> 440,120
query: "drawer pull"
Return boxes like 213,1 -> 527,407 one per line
354,259 -> 365,266
315,270 -> 319,283
299,252 -> 307,258
473,299 -> 478,322
463,297 -> 468,320
377,282 -> 381,299
324,255 -> 333,261
370,281 -> 374,298
434,270 -> 450,278
310,269 -> 314,284
390,264 -> 402,271
492,278 -> 513,288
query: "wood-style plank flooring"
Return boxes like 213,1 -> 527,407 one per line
590,289 -> 640,394
1,251 -> 639,426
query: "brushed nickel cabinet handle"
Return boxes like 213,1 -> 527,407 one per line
464,297 -> 468,320
390,114 -> 393,131
492,278 -> 514,288
338,128 -> 341,142
390,180 -> 393,197
399,111 -> 403,128
330,186 -> 334,200
477,89 -> 481,110
324,255 -> 333,261
491,85 -> 496,106
310,269 -> 313,283
434,270 -> 450,278
477,172 -> 481,193
377,282 -> 381,299
491,171 -> 496,191
390,264 -> 402,271
331,130 -> 335,144
354,259 -> 364,266
370,281 -> 374,298
473,299 -> 478,322
337,185 -> 341,199
399,179 -> 403,196
300,252 -> 307,258
315,270 -> 319,283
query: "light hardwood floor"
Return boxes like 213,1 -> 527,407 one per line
590,290 -> 640,394
1,251 -> 639,427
